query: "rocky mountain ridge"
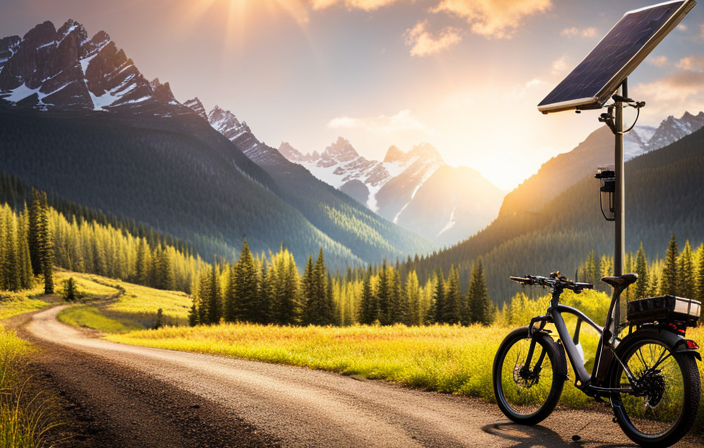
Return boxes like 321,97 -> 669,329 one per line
277,138 -> 505,246
625,111 -> 704,160
0,19 -> 184,114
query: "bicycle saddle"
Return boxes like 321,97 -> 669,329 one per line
601,273 -> 638,288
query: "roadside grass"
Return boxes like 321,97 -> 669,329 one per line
107,286 -> 704,433
51,271 -> 191,332
0,325 -> 60,447
0,287 -> 50,322
57,306 -> 143,334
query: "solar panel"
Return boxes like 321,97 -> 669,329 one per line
538,0 -> 696,114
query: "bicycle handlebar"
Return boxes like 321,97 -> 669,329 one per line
510,274 -> 593,293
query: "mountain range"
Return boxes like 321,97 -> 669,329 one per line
0,20 -> 434,268
278,138 -> 506,246
411,111 -> 704,302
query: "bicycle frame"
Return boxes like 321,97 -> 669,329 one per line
525,282 -> 634,396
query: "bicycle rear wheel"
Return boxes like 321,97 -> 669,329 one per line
493,326 -> 566,425
610,333 -> 700,447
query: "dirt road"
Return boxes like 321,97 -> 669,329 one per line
20,306 -> 703,447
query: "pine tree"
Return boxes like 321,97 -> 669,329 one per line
234,238 -> 259,322
661,233 -> 679,296
405,270 -> 421,326
386,266 -> 403,324
196,269 -> 210,324
301,255 -> 315,324
375,261 -> 391,325
1,210 -> 20,291
37,192 -> 54,294
303,249 -> 333,325
634,243 -> 649,299
696,242 -> 704,303
358,265 -> 376,325
433,270 -> 445,324
469,260 -> 492,325
188,300 -> 198,326
224,262 -> 237,322
443,265 -> 461,324
678,240 -> 695,299
63,277 -> 78,302
256,263 -> 272,324
585,250 -> 597,288
28,189 -> 41,276
17,210 -> 33,290
135,238 -> 151,285
205,263 -> 222,324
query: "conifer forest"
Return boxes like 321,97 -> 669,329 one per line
3,185 -> 704,329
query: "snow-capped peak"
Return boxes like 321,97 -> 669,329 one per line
0,20 -> 187,114
184,97 -> 208,121
624,111 -> 704,160
208,105 -> 250,138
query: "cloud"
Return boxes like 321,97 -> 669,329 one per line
677,24 -> 688,32
432,0 -> 553,39
551,57 -> 569,76
404,21 -> 462,56
560,26 -> 597,37
648,55 -> 669,68
701,23 -> 704,38
676,55 -> 704,72
633,71 -> 704,121
312,0 -> 552,39
328,109 -> 432,133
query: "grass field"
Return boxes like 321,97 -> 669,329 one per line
53,272 -> 191,333
107,287 -> 704,433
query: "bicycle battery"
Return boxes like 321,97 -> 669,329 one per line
627,296 -> 701,328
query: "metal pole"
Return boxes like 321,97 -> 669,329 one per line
614,80 -> 626,276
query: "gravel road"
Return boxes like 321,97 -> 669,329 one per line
20,306 -> 704,447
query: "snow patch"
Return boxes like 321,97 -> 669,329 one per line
436,204 -> 457,237
3,83 -> 45,102
89,90 -> 118,111
79,53 -> 98,76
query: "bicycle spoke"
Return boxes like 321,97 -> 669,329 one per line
650,352 -> 672,372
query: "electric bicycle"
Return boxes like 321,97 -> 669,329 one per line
493,272 -> 701,447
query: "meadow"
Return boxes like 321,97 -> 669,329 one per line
105,287 -> 703,432
54,272 -> 191,332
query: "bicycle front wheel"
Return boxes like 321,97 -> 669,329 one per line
610,333 -> 701,447
493,327 -> 566,425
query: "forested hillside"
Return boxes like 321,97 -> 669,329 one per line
199,108 -> 434,264
412,125 -> 704,302
0,107 -> 432,269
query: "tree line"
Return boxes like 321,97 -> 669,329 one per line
188,241 -> 494,327
575,233 -> 704,302
0,190 -> 209,296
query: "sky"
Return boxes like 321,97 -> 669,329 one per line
2,0 -> 704,190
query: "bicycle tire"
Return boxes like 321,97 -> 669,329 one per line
493,326 -> 566,425
609,331 -> 701,447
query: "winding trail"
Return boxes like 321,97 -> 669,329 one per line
21,306 -> 703,447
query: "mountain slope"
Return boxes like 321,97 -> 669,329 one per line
501,111 -> 704,219
188,104 -> 435,262
0,19 -> 435,267
279,139 -> 505,245
412,124 -> 704,303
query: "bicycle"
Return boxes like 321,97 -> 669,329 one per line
493,272 -> 701,447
